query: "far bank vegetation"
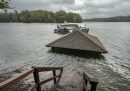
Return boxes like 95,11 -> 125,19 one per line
0,10 -> 82,23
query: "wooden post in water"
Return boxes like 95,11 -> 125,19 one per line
53,70 -> 56,84
52,47 -> 55,51
90,80 -> 98,91
32,67 -> 41,91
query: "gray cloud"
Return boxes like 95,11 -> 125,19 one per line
9,0 -> 130,18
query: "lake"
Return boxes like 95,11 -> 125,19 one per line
0,22 -> 130,91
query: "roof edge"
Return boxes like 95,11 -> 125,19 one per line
46,32 -> 72,46
78,31 -> 108,52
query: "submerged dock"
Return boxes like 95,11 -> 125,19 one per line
0,65 -> 98,91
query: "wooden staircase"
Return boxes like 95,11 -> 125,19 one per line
0,66 -> 98,91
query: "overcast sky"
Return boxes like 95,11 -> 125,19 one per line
9,0 -> 130,19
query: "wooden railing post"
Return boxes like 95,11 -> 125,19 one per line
90,80 -> 98,91
53,70 -> 56,84
32,67 -> 41,91
83,72 -> 98,91
56,68 -> 63,83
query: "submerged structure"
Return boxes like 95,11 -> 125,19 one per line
0,65 -> 98,91
46,30 -> 107,54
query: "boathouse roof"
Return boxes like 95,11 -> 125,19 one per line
46,31 -> 107,53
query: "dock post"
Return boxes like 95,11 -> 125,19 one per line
90,80 -> 98,91
32,67 -> 41,91
53,70 -> 56,84
52,47 -> 54,51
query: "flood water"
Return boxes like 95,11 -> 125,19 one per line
0,22 -> 130,91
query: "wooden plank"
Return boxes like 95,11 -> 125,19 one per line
58,66 -> 84,91
39,75 -> 60,85
33,68 -> 41,91
83,80 -> 88,91
83,72 -> 98,91
53,70 -> 56,84
0,68 -> 34,91
35,67 -> 63,72
90,80 -> 98,91
28,84 -> 37,91
57,68 -> 63,83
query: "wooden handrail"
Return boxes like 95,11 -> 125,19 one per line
28,84 -> 37,91
0,68 -> 34,91
39,75 -> 60,85
35,67 -> 63,72
0,67 -> 98,91
0,67 -> 63,91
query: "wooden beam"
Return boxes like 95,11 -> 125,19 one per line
28,84 -> 37,91
0,67 -> 63,91
32,68 -> 41,91
56,68 -> 63,83
83,72 -> 98,91
0,68 -> 34,91
83,80 -> 88,91
35,67 -> 63,72
90,80 -> 98,91
39,75 -> 60,85
53,70 -> 56,84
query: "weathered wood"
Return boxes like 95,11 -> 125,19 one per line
35,67 -> 63,72
58,65 -> 84,91
0,66 -> 98,91
32,67 -> 41,91
90,80 -> 98,91
83,72 -> 98,91
57,68 -> 63,83
39,75 -> 60,85
0,68 -> 34,91
83,80 -> 88,91
53,70 -> 56,84
46,30 -> 108,53
28,84 -> 37,91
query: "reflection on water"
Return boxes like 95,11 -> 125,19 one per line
0,23 -> 130,91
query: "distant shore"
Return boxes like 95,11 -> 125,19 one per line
0,10 -> 82,23
84,15 -> 130,22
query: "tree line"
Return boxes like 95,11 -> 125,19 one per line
0,10 -> 82,23
85,16 -> 130,22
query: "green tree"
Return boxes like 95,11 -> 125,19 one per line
0,0 -> 10,11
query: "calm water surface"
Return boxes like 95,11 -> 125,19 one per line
0,23 -> 130,91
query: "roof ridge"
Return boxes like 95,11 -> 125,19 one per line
78,31 -> 107,52
46,32 -> 75,46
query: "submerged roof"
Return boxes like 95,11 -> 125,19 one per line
46,31 -> 107,53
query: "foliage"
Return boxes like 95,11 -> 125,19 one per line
85,16 -> 130,22
0,10 -> 82,23
0,0 -> 10,10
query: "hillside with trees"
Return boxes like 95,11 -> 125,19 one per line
0,10 -> 82,23
85,16 -> 130,22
